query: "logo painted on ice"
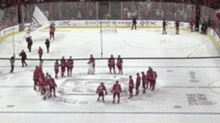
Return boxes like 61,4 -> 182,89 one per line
186,93 -> 216,105
189,71 -> 199,82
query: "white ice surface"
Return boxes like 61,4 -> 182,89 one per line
0,29 -> 220,123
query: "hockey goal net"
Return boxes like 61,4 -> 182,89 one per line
100,21 -> 117,33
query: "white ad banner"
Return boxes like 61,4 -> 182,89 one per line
51,20 -> 191,28
51,20 -> 85,27
2,25 -> 18,35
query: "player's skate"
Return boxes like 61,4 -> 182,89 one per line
102,99 -> 105,102
112,100 -> 115,103
117,100 -> 120,103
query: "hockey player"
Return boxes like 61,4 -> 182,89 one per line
33,66 -> 39,90
38,64 -> 43,75
54,60 -> 59,79
190,19 -> 195,32
38,47 -> 43,61
45,39 -> 50,53
108,55 -> 116,74
128,76 -> 134,98
88,55 -> 95,74
19,50 -> 27,67
60,57 -> 66,78
50,23 -> 55,40
48,75 -> 57,98
111,80 -> 122,103
162,18 -> 168,34
43,74 -> 50,100
10,56 -> 15,73
117,55 -> 123,75
201,22 -> 207,35
147,67 -> 157,91
26,36 -> 33,52
67,56 -> 73,76
141,72 -> 147,94
39,73 -> 46,95
96,82 -> 107,102
135,73 -> 141,96
175,20 -> 180,34
131,16 -> 137,30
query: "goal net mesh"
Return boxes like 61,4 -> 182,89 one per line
100,21 -> 117,33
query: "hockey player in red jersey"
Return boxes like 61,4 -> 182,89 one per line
190,19 -> 195,32
60,57 -> 66,78
33,66 -> 39,90
141,71 -> 147,94
111,80 -> 122,103
135,73 -> 141,96
128,76 -> 134,98
117,55 -> 123,75
38,47 -> 43,61
48,75 -> 57,98
147,67 -> 157,91
96,82 -> 107,102
38,64 -> 43,75
39,73 -> 46,95
54,60 -> 59,79
67,56 -> 73,76
88,55 -> 95,74
108,55 -> 116,74
50,23 -> 55,40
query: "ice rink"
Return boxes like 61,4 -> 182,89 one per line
0,28 -> 220,123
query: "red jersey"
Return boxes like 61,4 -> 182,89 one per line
129,79 -> 134,88
48,78 -> 55,88
89,58 -> 95,66
117,58 -> 123,66
50,26 -> 55,33
33,69 -> 39,79
38,49 -> 43,56
136,76 -> 141,86
112,83 -> 122,93
67,59 -> 73,67
108,58 -> 115,66
147,70 -> 157,80
142,74 -> 147,82
38,66 -> 43,74
54,62 -> 59,70
190,20 -> 195,26
96,85 -> 107,93
44,77 -> 49,86
61,61 -> 66,68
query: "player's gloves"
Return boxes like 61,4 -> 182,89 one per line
111,90 -> 113,93
105,92 -> 107,95
54,84 -> 57,87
